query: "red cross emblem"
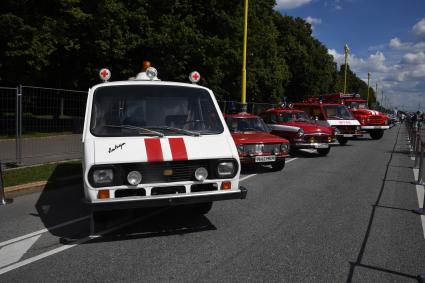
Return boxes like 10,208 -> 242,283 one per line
189,71 -> 200,83
99,68 -> 111,81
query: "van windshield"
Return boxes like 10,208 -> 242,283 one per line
323,105 -> 354,119
90,85 -> 224,137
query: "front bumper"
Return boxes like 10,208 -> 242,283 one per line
336,133 -> 363,138
85,187 -> 248,211
292,142 -> 330,149
361,125 -> 390,130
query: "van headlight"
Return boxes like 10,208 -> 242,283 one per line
93,169 -> 114,185
333,128 -> 340,136
217,161 -> 236,178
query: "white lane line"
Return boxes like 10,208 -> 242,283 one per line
0,235 -> 41,268
0,216 -> 90,248
0,209 -> 165,275
239,158 -> 298,183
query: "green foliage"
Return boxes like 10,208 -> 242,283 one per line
0,0 -> 367,104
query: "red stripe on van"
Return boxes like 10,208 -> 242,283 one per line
145,139 -> 163,162
169,138 -> 188,161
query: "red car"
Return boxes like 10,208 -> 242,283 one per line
224,113 -> 290,171
259,107 -> 335,156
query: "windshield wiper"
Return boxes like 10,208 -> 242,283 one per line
147,126 -> 201,137
102,124 -> 164,137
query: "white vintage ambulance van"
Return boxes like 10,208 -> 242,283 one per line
82,67 -> 247,216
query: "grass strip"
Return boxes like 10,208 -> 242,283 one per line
3,161 -> 82,187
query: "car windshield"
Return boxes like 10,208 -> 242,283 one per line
226,117 -> 269,133
323,105 -> 354,119
90,85 -> 224,137
277,112 -> 309,122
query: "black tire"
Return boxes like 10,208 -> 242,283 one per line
369,130 -> 384,140
271,160 -> 285,171
317,147 -> 330,156
188,202 -> 213,215
337,137 -> 348,145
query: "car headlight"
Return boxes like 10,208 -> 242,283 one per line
356,126 -> 361,131
297,128 -> 304,137
195,167 -> 208,182
217,161 -> 235,177
237,145 -> 244,154
280,143 -> 289,151
127,171 -> 142,186
93,169 -> 114,185
333,128 -> 341,136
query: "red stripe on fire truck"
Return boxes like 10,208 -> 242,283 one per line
145,139 -> 163,162
168,138 -> 188,161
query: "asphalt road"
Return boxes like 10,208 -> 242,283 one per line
1,124 -> 424,282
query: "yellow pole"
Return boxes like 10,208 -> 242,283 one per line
241,0 -> 248,111
343,44 -> 349,94
367,72 -> 371,107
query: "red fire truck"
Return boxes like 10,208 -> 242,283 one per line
317,93 -> 389,140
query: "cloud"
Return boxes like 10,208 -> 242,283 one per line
328,47 -> 425,111
401,52 -> 425,65
412,18 -> 425,38
305,16 -> 322,30
275,0 -> 313,10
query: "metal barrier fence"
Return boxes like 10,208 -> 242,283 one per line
0,85 -> 87,167
406,120 -> 425,214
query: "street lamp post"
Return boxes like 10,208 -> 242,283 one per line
367,72 -> 371,108
241,0 -> 249,112
343,44 -> 350,94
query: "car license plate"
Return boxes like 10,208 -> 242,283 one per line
343,134 -> 353,137
315,144 -> 329,149
255,156 -> 276,163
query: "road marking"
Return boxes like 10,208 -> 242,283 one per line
0,216 -> 90,248
0,209 -> 166,275
0,235 -> 41,268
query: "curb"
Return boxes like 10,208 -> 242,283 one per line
4,175 -> 82,195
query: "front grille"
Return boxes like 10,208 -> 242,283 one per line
303,134 -> 330,143
368,116 -> 385,125
121,160 -> 211,184
243,143 -> 280,153
151,186 -> 186,195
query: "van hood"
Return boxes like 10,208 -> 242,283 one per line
92,136 -> 234,164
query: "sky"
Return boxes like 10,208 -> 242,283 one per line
275,0 -> 425,112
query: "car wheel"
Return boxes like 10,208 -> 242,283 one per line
337,137 -> 348,145
317,147 -> 330,156
369,130 -> 384,140
271,160 -> 285,171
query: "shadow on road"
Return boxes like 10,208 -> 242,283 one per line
35,163 -> 216,243
89,208 -> 217,244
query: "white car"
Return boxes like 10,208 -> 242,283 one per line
82,68 -> 247,218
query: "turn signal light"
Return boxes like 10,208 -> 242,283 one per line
221,182 -> 231,190
98,190 -> 110,199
